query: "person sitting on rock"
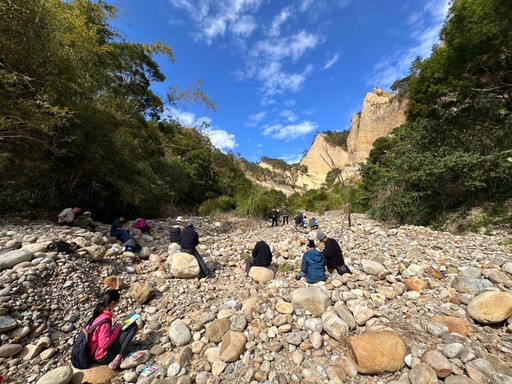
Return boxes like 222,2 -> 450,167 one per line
180,222 -> 210,278
135,217 -> 150,234
317,232 -> 347,275
294,213 -> 306,228
308,217 -> 319,230
169,219 -> 182,244
110,216 -> 129,243
246,239 -> 273,274
73,211 -> 97,231
86,289 -> 137,370
295,239 -> 326,284
58,206 -> 81,226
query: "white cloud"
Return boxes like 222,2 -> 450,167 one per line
230,14 -> 257,36
245,111 -> 266,127
268,7 -> 293,37
368,0 -> 449,88
263,120 -> 317,140
255,62 -> 313,96
253,31 -> 321,62
280,109 -> 298,122
323,52 -> 340,70
302,107 -> 314,115
168,0 -> 262,44
205,128 -> 237,150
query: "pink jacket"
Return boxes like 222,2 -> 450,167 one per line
87,311 -> 121,360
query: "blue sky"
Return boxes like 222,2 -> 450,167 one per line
113,0 -> 449,163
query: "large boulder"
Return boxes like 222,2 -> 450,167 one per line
0,249 -> 32,271
347,331 -> 406,374
291,287 -> 330,316
171,252 -> 200,278
248,266 -> 274,283
82,245 -> 107,262
467,291 -> 512,324
361,260 -> 385,276
22,243 -> 47,253
206,318 -> 231,343
219,331 -> 246,362
450,276 -> 493,295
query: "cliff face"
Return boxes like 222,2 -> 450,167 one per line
298,88 -> 406,189
347,87 -> 407,164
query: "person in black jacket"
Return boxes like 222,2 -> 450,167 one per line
246,240 -> 273,274
180,222 -> 210,278
169,220 -> 182,244
317,232 -> 346,274
271,207 -> 279,227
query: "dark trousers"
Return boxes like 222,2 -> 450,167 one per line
111,230 -> 129,243
181,248 -> 209,276
282,215 -> 288,225
94,323 -> 138,364
139,226 -> 151,233
271,218 -> 278,227
59,222 -> 73,227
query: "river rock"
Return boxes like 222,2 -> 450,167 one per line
0,249 -> 32,270
206,318 -> 231,343
0,343 -> 22,357
104,276 -> 123,290
171,252 -> 200,278
169,319 -> 192,346
321,312 -> 349,341
22,243 -> 47,253
219,331 -> 246,362
410,363 -> 438,384
70,364 -> 117,384
467,291 -> 512,324
291,287 -> 330,316
450,276 -> 493,295
488,270 -> 510,284
421,350 -> 453,378
83,245 -> 106,261
347,331 -> 406,374
361,260 -> 385,276
276,301 -> 293,314
403,278 -> 426,291
36,366 -> 73,384
129,280 -> 156,304
0,316 -> 17,333
120,350 -> 150,369
248,266 -> 274,283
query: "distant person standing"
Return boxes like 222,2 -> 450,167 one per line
58,207 -> 81,226
317,232 -> 347,275
246,240 -> 273,274
180,222 -> 210,278
282,205 -> 289,225
110,216 -> 129,243
271,207 -> 279,227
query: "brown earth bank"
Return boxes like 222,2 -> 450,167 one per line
0,213 -> 511,384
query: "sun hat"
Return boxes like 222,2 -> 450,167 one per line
84,211 -> 91,216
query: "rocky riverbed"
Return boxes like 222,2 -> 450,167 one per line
0,213 -> 511,384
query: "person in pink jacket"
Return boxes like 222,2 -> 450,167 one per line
86,290 -> 138,369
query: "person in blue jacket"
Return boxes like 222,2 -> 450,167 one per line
110,216 -> 129,243
295,239 -> 326,284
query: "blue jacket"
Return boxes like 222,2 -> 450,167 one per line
110,218 -> 125,235
301,249 -> 326,282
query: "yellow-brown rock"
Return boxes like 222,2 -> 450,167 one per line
403,278 -> 426,291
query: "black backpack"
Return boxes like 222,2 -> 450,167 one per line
71,318 -> 111,369
47,241 -> 77,253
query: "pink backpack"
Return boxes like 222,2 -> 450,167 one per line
135,218 -> 146,229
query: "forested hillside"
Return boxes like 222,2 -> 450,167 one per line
361,0 -> 512,226
0,0 -> 250,219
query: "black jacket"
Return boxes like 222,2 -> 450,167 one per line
322,238 -> 344,268
180,227 -> 199,249
252,241 -> 272,266
170,226 -> 181,244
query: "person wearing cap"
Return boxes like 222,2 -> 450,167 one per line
295,239 -> 326,284
317,232 -> 347,275
180,222 -> 210,278
169,218 -> 182,244
74,211 -> 97,231
245,240 -> 273,274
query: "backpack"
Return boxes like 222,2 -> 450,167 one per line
135,218 -> 147,229
47,241 -> 77,253
122,238 -> 141,253
71,318 -> 111,369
